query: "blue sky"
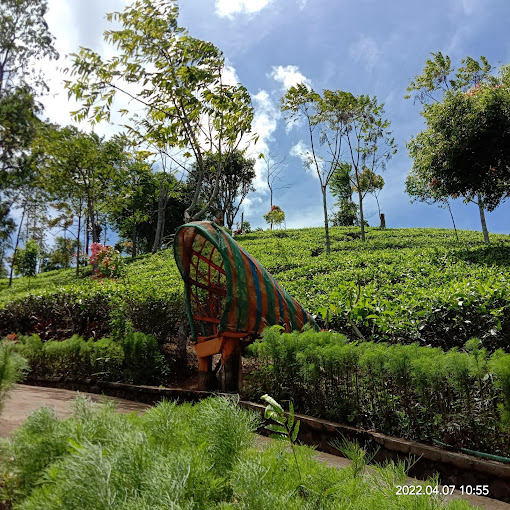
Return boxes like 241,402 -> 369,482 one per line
42,0 -> 510,235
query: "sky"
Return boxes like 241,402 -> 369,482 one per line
39,0 -> 510,235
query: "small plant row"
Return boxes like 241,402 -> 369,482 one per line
0,396 -> 473,510
246,327 -> 510,457
7,331 -> 168,386
0,341 -> 27,414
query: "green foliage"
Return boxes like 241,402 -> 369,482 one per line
406,53 -> 510,231
2,227 -> 510,357
65,0 -> 255,223
188,150 -> 256,229
13,239 -> 39,278
13,332 -> 167,385
247,327 -> 510,456
263,205 -> 285,228
0,249 -> 184,351
261,393 -> 302,480
0,396 -> 473,509
0,340 -> 27,413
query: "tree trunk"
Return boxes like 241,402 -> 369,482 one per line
8,206 -> 26,288
477,194 -> 490,244
321,185 -> 331,255
358,189 -> 366,242
444,200 -> 459,243
85,216 -> 89,258
87,197 -> 99,244
76,211 -> 81,277
152,181 -> 167,254
131,213 -> 137,259
379,213 -> 386,229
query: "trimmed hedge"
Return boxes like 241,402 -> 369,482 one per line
13,332 -> 168,386
246,327 -> 510,457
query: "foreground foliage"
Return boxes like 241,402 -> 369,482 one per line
0,396 -> 475,509
247,327 -> 510,457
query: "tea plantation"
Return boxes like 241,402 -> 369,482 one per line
1,226 -> 510,486
1,227 -> 509,352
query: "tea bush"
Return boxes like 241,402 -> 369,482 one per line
0,250 -> 185,347
1,228 -> 510,353
13,332 -> 168,386
246,327 -> 510,457
239,227 -> 510,351
0,396 -> 474,509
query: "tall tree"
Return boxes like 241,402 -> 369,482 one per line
188,150 -> 256,229
65,0 -> 256,224
260,150 -> 290,229
282,86 -> 395,246
406,53 -> 510,243
329,162 -> 358,227
281,85 -> 347,254
110,169 -> 188,255
330,163 -> 385,228
405,167 -> 459,241
0,0 -> 58,220
336,94 -> 395,241
35,126 -> 127,246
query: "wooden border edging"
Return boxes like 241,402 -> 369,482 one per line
24,377 -> 510,502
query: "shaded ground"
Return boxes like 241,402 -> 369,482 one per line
1,385 -> 508,510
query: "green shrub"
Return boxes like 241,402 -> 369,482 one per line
119,331 -> 168,384
14,332 -> 167,386
0,340 -> 27,413
246,327 -> 510,456
0,396 -> 473,509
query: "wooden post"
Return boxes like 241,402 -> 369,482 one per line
220,338 -> 242,392
197,355 -> 216,390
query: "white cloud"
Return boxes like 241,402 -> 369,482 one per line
289,140 -> 321,179
349,34 -> 382,73
455,0 -> 479,15
246,90 -> 282,191
222,63 -> 240,86
269,65 -> 311,91
297,0 -> 308,9
215,0 -> 273,18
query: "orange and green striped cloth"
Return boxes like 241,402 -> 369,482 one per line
174,221 -> 318,342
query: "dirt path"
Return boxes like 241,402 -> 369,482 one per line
1,385 -> 508,510
0,384 -> 149,437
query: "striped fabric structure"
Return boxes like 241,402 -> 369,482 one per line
174,221 -> 318,342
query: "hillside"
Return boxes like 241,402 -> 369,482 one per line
1,226 -> 509,352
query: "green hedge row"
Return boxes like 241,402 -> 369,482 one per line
246,327 -> 510,457
0,341 -> 27,414
0,250 -> 186,349
11,332 -> 168,386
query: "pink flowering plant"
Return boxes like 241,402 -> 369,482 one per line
89,243 -> 125,279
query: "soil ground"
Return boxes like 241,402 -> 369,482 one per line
1,384 -> 508,510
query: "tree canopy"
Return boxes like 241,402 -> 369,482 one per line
406,53 -> 510,242
65,0 -> 255,223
